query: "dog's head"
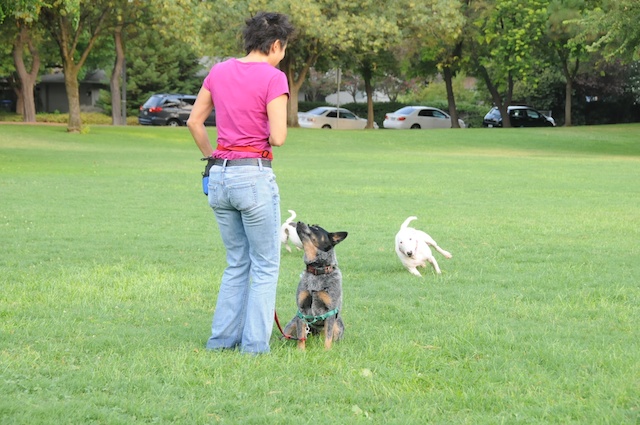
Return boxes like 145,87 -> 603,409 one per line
396,228 -> 419,258
296,222 -> 347,263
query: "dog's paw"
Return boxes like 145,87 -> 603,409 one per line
408,268 -> 422,277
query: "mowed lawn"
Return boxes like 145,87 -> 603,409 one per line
1,123 -> 638,424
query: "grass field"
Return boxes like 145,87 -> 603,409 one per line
1,123 -> 639,424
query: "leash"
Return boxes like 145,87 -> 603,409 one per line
274,308 -> 339,341
274,310 -> 300,340
274,264 -> 339,341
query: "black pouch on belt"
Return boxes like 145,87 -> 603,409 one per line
201,157 -> 215,195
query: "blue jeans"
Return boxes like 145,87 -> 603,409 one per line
205,161 -> 281,354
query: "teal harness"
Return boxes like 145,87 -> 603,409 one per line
296,308 -> 339,326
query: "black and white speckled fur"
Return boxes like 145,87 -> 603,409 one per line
283,222 -> 348,350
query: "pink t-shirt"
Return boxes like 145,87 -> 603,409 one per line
203,58 -> 289,160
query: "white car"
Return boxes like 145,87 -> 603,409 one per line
383,106 -> 466,129
298,107 -> 377,129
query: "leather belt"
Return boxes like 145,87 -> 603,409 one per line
213,158 -> 272,168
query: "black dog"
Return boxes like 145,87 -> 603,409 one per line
283,222 -> 348,350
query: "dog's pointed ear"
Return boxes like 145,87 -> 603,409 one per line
330,231 -> 348,245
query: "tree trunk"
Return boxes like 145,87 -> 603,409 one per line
478,64 -> 512,127
443,66 -> 460,128
364,76 -> 374,129
281,51 -> 317,127
560,55 -> 579,127
8,75 -> 23,114
359,60 -> 375,129
111,24 -> 125,125
14,86 -> 24,116
564,78 -> 572,127
288,81 -> 302,127
12,26 -> 40,123
64,61 -> 82,132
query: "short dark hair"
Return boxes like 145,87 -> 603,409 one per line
243,12 -> 295,55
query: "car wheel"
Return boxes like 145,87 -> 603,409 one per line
167,119 -> 181,127
321,124 -> 332,129
410,124 -> 421,129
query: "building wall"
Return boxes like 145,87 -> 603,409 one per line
37,83 -> 104,113
39,83 -> 67,113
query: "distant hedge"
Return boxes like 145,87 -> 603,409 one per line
0,112 -> 138,125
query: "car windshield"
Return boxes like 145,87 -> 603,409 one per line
306,107 -> 331,116
395,106 -> 416,115
486,108 -> 501,119
143,95 -> 164,108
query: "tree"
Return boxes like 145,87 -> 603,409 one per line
40,0 -> 113,132
12,26 -> 41,122
106,0 -> 211,125
278,1 -> 347,127
279,26 -> 324,126
123,31 -> 205,115
300,68 -> 336,101
354,51 -> 398,128
545,0 -> 596,126
203,0 -> 352,127
341,70 -> 362,103
333,4 -> 402,128
574,57 -> 639,124
0,0 -> 47,122
400,0 -> 466,127
465,0 -> 550,127
107,0 -> 135,125
582,0 -> 640,61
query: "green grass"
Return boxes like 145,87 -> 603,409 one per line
1,124 -> 639,424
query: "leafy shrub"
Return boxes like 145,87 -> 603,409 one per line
0,112 -> 139,125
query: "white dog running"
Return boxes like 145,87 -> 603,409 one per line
280,209 -> 303,252
395,216 -> 452,276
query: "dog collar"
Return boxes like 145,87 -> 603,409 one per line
306,264 -> 335,275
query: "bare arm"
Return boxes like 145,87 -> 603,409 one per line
187,87 -> 215,157
267,94 -> 288,147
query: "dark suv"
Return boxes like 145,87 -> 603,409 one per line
482,106 -> 555,128
138,93 -> 216,127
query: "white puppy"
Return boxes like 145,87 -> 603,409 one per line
395,216 -> 452,276
280,210 -> 303,252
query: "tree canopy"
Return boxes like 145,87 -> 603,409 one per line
1,0 -> 638,129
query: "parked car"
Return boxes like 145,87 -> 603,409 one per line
482,105 -> 555,127
383,106 -> 466,129
298,106 -> 377,129
138,93 -> 216,127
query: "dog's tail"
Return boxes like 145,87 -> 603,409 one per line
400,216 -> 417,229
284,209 -> 296,224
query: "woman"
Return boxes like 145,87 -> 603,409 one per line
187,12 -> 295,354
